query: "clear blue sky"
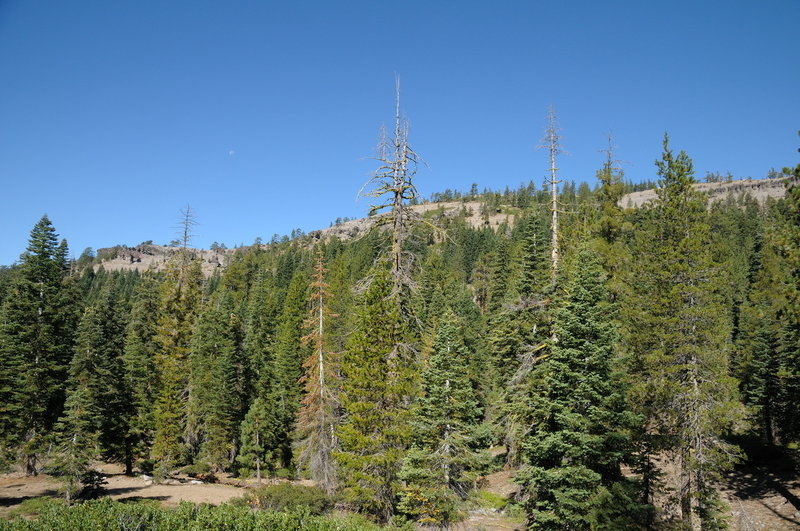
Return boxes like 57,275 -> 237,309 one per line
1,0 -> 798,265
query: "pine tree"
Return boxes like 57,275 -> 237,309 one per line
336,265 -> 414,523
517,248 -> 645,529
151,256 -> 203,478
0,215 -> 77,474
295,248 -> 339,494
624,135 -> 744,528
398,309 -> 484,525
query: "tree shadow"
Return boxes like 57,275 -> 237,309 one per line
722,440 -> 800,527
104,485 -> 148,497
0,490 -> 58,507
115,495 -> 170,503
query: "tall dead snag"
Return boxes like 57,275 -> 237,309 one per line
296,247 -> 339,494
359,76 -> 421,302
539,107 -> 564,280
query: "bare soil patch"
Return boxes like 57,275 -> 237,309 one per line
0,463 -> 246,519
4,457 -> 796,529
720,463 -> 800,530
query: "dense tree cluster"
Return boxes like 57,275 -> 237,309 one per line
0,134 -> 798,529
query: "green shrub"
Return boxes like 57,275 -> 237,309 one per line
3,497 -> 64,521
180,462 -> 210,476
469,489 -> 508,510
397,485 -> 460,525
0,497 -> 382,530
274,467 -> 293,479
236,483 -> 334,515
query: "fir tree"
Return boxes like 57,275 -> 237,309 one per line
517,248 -> 645,529
488,238 -> 512,312
237,397 -> 272,482
266,269 -> 310,469
71,287 -> 129,465
50,384 -> 99,502
360,78 -> 421,303
336,265 -> 414,523
186,291 -> 245,472
51,287 -> 128,497
243,271 -> 281,402
594,136 -> 625,246
398,309 -> 484,525
236,271 -> 282,480
519,213 -> 549,298
0,215 -> 77,474
734,220 -> 787,445
773,163 -> 800,442
471,252 -> 493,315
121,274 -> 161,472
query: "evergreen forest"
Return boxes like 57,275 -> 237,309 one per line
1,119 -> 799,530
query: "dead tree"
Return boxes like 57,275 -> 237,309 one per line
296,247 -> 339,494
539,107 -> 564,280
173,204 -> 199,272
359,76 -> 421,301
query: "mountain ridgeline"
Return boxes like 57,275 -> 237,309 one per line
91,175 -> 791,277
1,133 -> 799,529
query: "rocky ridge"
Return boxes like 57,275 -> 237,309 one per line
95,178 -> 790,274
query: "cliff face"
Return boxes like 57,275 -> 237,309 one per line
620,177 -> 790,208
94,244 -> 231,276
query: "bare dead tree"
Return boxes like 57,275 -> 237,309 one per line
359,76 -> 421,301
171,204 -> 199,268
538,107 -> 564,280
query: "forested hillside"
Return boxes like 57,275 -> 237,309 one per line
1,130 -> 799,529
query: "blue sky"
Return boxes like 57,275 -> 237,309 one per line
1,1 -> 798,265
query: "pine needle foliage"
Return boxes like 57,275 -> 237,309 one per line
624,135 -> 744,528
